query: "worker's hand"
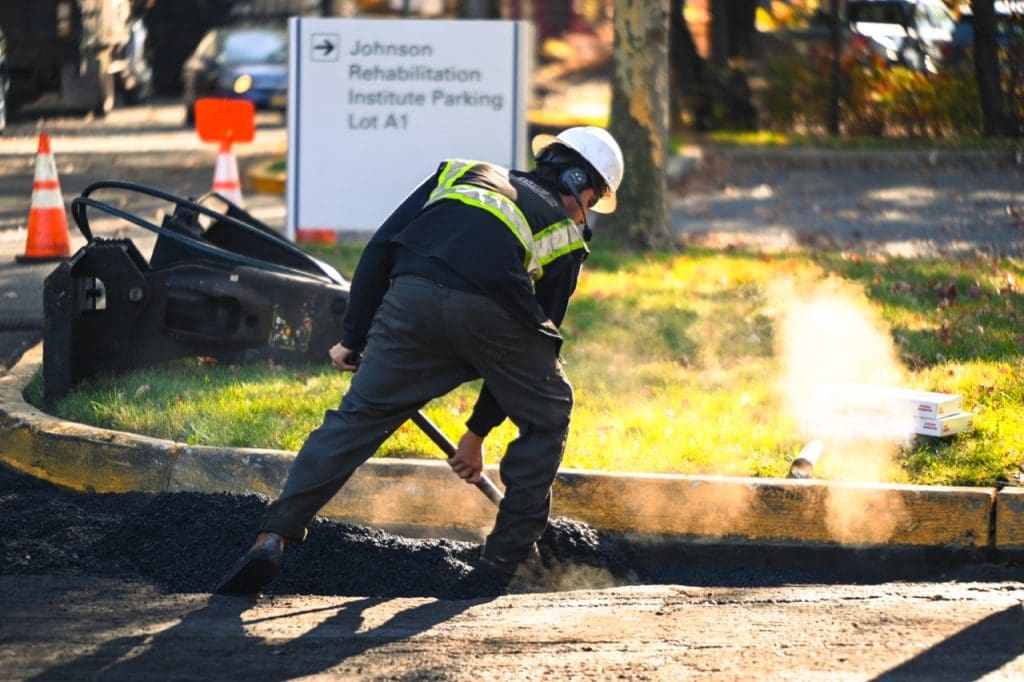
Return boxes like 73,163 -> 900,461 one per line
448,430 -> 484,484
329,343 -> 360,372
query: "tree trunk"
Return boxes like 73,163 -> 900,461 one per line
456,0 -> 501,18
708,0 -> 758,129
826,0 -> 844,136
726,0 -> 757,57
669,0 -> 712,131
971,0 -> 1008,136
605,0 -> 673,250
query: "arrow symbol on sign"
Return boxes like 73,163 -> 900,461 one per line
314,38 -> 335,57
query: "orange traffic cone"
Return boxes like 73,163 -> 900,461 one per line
17,133 -> 71,263
212,140 -> 244,207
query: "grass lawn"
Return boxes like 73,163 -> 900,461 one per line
27,244 -> 1024,487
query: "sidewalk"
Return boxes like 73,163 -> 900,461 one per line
670,145 -> 1024,258
0,147 -> 1022,557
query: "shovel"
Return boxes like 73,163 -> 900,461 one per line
410,411 -> 505,507
344,352 -> 504,507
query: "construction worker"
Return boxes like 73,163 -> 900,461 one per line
217,126 -> 624,594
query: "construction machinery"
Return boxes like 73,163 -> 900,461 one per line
43,181 -> 350,405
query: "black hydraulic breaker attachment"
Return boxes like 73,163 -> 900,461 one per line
43,181 -> 350,405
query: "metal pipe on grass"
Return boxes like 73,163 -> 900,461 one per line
788,440 -> 824,479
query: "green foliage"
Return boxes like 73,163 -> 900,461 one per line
820,253 -> 1024,364
863,67 -> 983,137
757,35 -> 988,137
301,241 -> 365,278
759,35 -> 837,132
44,360 -> 344,450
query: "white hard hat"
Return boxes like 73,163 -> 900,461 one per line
532,126 -> 624,214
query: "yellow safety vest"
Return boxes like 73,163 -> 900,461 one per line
424,160 -> 587,281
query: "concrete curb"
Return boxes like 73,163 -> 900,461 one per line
2,343 -> 1022,553
996,487 -> 1024,551
244,159 -> 286,195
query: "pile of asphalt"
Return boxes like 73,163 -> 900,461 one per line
1,463 -> 1017,597
0,463 -> 632,598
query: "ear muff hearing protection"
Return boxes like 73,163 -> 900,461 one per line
538,147 -> 596,241
558,167 -> 590,198
558,167 -> 593,242
539,148 -> 595,194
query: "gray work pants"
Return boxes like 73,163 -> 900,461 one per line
260,275 -> 573,563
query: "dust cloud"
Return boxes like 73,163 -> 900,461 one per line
769,276 -> 913,543
623,477 -> 754,538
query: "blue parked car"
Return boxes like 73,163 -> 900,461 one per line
181,26 -> 288,127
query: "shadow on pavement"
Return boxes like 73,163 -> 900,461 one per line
872,603 -> 1024,681
26,592 -> 492,681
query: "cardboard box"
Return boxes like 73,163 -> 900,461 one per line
800,411 -> 918,442
915,412 -> 974,437
813,383 -> 964,419
802,384 -> 974,439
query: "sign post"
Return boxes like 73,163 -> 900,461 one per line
287,17 -> 531,239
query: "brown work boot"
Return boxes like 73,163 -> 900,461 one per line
215,532 -> 287,595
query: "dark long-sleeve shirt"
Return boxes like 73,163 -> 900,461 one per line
340,160 -> 588,435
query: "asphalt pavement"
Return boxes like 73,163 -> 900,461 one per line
670,149 -> 1024,258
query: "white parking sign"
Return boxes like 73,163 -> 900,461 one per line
287,17 -> 531,237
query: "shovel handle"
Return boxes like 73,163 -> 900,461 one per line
410,411 -> 505,508
344,353 -> 504,508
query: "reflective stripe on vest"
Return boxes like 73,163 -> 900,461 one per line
425,160 -> 588,280
533,218 -> 586,266
426,160 -> 541,278
433,159 -> 475,193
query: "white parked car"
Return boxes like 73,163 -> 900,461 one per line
847,0 -> 956,72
